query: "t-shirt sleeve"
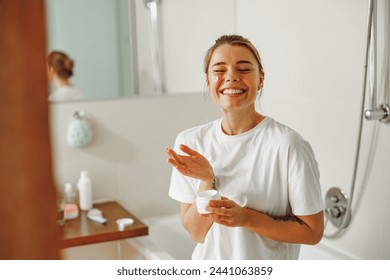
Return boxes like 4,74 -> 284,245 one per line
168,132 -> 197,204
287,134 -> 324,216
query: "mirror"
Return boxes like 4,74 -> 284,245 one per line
46,0 -> 237,102
45,0 -> 135,102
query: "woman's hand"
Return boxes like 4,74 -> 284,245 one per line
166,144 -> 214,186
204,197 -> 324,245
202,197 -> 247,227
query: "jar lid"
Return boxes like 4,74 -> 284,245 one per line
116,218 -> 134,231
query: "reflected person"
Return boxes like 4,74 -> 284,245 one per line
47,51 -> 84,102
166,34 -> 324,260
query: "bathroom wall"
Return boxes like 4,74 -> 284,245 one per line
236,0 -> 390,259
50,94 -> 220,218
50,0 -> 390,259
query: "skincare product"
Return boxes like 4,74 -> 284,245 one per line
64,183 -> 76,204
64,204 -> 79,220
196,189 -> 221,214
87,208 -> 107,224
77,171 -> 92,211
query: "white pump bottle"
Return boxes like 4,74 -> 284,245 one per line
77,171 -> 92,211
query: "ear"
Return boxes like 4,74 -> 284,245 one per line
48,66 -> 55,76
257,72 -> 265,91
47,66 -> 55,80
205,74 -> 210,87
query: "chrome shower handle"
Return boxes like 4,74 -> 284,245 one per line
365,104 -> 390,122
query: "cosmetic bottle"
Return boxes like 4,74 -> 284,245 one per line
77,171 -> 92,211
64,183 -> 77,204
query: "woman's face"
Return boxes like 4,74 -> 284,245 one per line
207,44 -> 264,113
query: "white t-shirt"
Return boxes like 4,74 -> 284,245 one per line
168,116 -> 324,260
48,85 -> 84,102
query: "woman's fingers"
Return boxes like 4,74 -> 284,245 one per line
208,198 -> 235,208
166,149 -> 194,176
205,202 -> 232,217
166,145 -> 213,182
179,144 -> 199,157
166,148 -> 184,165
199,197 -> 246,227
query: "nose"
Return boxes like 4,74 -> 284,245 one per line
224,68 -> 239,82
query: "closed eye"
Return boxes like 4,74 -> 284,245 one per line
238,68 -> 252,72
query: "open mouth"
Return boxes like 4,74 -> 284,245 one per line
221,88 -> 246,95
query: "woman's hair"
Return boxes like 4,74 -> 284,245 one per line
204,34 -> 264,75
47,51 -> 74,79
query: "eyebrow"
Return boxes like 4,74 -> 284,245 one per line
211,60 -> 254,68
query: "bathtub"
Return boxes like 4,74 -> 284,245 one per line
128,214 -> 357,260
129,214 -> 195,259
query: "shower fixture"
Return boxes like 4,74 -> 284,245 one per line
363,0 -> 390,123
324,0 -> 388,238
143,0 -> 165,94
324,187 -> 351,229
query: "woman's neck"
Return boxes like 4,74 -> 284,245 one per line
221,109 -> 264,135
53,76 -> 70,89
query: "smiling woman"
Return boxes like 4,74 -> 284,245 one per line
206,44 -> 264,120
166,35 -> 324,260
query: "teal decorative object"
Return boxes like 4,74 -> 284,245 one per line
67,111 -> 93,148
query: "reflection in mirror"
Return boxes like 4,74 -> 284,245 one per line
45,0 -> 135,102
46,0 -> 237,102
47,50 -> 85,102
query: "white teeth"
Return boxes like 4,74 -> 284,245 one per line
222,89 -> 244,95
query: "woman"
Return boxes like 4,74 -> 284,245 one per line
47,51 -> 84,102
166,35 -> 324,260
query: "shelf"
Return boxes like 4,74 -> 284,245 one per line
60,201 -> 148,248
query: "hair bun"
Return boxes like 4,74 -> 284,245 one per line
64,59 -> 74,71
